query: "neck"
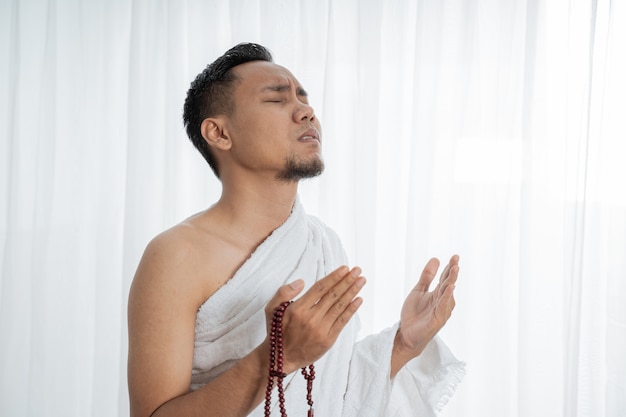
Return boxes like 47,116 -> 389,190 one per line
213,175 -> 299,238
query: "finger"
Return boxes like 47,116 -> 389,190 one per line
439,254 -> 460,283
436,263 -> 459,298
320,273 -> 366,322
438,265 -> 459,296
439,262 -> 452,282
447,264 -> 459,285
315,267 -> 363,312
434,262 -> 451,297
435,283 -> 456,321
437,270 -> 457,300
329,296 -> 363,336
298,265 -> 351,306
413,258 -> 440,293
435,255 -> 459,299
265,279 -> 305,315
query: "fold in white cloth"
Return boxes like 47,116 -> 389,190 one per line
191,199 -> 465,416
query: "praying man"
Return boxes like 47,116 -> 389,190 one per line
127,43 -> 464,417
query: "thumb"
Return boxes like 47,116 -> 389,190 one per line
266,279 -> 305,312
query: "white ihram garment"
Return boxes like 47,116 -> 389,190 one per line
191,199 -> 465,416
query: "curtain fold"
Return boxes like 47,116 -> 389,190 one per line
1,1 -> 624,416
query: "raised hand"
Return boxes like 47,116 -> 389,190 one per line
264,266 -> 366,374
393,255 -> 459,367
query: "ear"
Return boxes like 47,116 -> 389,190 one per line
201,117 -> 232,151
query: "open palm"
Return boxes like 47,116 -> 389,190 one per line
398,255 -> 459,355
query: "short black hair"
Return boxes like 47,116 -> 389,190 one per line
183,43 -> 273,178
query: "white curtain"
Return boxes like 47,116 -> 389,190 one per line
1,0 -> 624,416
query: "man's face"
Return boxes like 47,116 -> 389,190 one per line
223,61 -> 323,181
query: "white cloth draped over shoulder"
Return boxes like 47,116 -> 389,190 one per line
191,199 -> 465,416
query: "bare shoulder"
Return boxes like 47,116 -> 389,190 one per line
129,214 -> 232,311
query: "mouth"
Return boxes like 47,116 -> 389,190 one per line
297,128 -> 321,144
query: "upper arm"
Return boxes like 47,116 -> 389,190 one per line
127,232 -> 206,417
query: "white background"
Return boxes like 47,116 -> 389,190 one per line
1,0 -> 625,416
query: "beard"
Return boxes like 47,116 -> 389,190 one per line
276,154 -> 325,182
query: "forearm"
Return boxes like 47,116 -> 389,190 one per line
150,344 -> 269,417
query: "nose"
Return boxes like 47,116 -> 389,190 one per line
293,101 -> 316,123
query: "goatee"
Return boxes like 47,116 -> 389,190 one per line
276,155 -> 324,182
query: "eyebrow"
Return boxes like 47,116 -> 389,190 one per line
261,84 -> 308,97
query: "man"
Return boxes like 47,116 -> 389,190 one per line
127,43 -> 464,417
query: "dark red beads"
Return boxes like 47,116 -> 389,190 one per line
264,301 -> 315,417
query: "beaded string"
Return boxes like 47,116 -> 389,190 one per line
264,301 -> 315,417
